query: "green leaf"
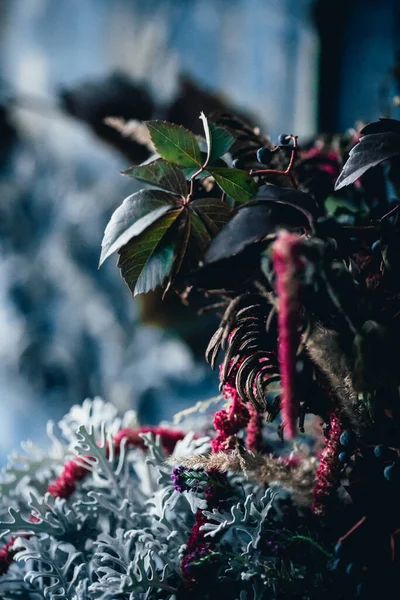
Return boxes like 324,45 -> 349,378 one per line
100,190 -> 174,266
324,195 -> 369,218
209,122 -> 234,162
134,219 -> 178,295
182,155 -> 227,179
189,212 -> 213,258
209,167 -> 258,202
182,167 -> 212,179
118,210 -> 181,296
145,121 -> 202,168
167,211 -> 192,283
122,159 -> 188,197
191,198 -> 234,229
199,113 -> 234,165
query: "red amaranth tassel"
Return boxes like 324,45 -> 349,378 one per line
246,403 -> 263,452
212,371 -> 249,453
272,231 -> 305,439
312,412 -> 342,515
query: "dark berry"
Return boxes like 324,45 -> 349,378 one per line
374,445 -> 397,460
338,451 -> 348,463
384,463 -> 400,482
256,147 -> 273,165
340,430 -> 355,447
278,133 -> 290,145
232,157 -> 244,169
371,240 -> 381,254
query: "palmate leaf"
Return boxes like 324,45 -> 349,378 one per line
118,210 -> 181,296
99,190 -> 175,266
335,131 -> 400,190
122,159 -> 188,197
209,167 -> 258,202
145,121 -> 202,168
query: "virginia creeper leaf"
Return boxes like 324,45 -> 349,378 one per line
249,184 -> 318,221
100,190 -> 174,266
118,210 -> 181,296
190,213 -> 213,258
209,123 -> 234,163
191,198 -> 233,229
166,212 -> 192,286
122,160 -> 188,197
208,167 -> 258,202
145,121 -> 202,168
335,132 -> 400,190
200,112 -> 235,166
360,118 -> 400,135
204,202 -> 310,264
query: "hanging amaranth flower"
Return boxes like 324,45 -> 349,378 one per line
312,412 -> 343,515
212,372 -> 250,453
272,231 -> 305,439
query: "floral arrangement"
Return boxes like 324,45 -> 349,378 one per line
2,113 -> 400,599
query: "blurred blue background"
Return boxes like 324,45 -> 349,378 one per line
0,0 -> 399,461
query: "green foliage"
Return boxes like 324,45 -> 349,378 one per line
99,190 -> 174,266
117,210 -> 181,296
100,113 -> 258,296
122,159 -> 188,197
199,112 -> 235,163
145,121 -> 203,168
208,167 -> 258,202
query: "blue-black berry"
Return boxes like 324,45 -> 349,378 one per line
340,430 -> 355,448
374,445 -> 397,460
232,157 -> 244,169
338,451 -> 349,463
383,463 -> 400,482
278,133 -> 290,145
256,147 -> 273,165
371,240 -> 381,255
